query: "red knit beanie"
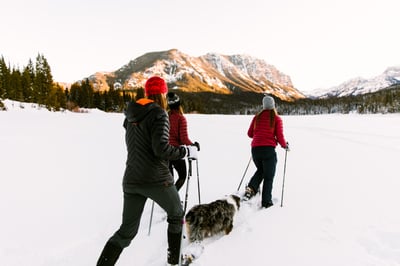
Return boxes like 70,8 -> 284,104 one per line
145,76 -> 168,96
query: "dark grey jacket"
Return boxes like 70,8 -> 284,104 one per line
122,99 -> 187,187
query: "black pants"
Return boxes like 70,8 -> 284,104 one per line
169,159 -> 187,191
108,184 -> 183,248
248,146 -> 277,206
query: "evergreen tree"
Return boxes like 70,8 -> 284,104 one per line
67,80 -> 96,110
80,78 -> 94,108
69,82 -> 82,109
34,54 -> 53,107
0,56 -> 10,99
10,67 -> 23,101
47,83 -> 66,111
93,91 -> 103,110
22,59 -> 35,102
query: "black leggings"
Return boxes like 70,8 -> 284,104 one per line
169,159 -> 187,191
109,184 -> 183,248
248,146 -> 277,205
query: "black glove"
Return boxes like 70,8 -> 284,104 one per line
192,141 -> 200,151
285,142 -> 290,151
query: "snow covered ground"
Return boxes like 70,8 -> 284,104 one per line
1,99 -> 400,266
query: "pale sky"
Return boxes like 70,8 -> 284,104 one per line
1,0 -> 399,92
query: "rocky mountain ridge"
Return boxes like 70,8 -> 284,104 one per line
87,49 -> 305,101
309,66 -> 400,98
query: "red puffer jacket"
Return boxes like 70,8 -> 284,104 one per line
168,109 -> 193,146
247,110 -> 287,148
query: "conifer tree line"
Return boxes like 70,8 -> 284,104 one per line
0,54 -> 132,112
0,54 -> 65,110
276,85 -> 400,115
66,79 -> 133,112
174,87 -> 400,115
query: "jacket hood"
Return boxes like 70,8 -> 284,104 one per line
125,98 -> 158,123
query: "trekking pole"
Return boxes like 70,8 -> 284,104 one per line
237,156 -> 252,191
148,201 -> 155,236
178,158 -> 193,266
196,160 -> 201,204
280,149 -> 288,207
183,159 -> 192,217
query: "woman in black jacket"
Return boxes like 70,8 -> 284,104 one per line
96,76 -> 198,266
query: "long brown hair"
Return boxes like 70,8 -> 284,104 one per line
168,105 -> 184,115
148,94 -> 167,110
254,108 -> 277,129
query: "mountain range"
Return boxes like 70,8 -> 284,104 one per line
84,49 -> 399,101
87,49 -> 305,101
308,66 -> 400,98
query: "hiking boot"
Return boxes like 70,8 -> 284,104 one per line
167,232 -> 181,265
243,187 -> 255,201
261,201 -> 274,209
167,249 -> 179,265
96,241 -> 123,266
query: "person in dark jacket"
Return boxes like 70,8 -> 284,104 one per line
96,76 -> 198,266
243,95 -> 289,208
167,92 -> 200,191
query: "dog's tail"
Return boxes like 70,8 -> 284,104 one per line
185,210 -> 204,242
185,210 -> 195,224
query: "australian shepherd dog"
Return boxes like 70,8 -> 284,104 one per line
185,194 -> 241,242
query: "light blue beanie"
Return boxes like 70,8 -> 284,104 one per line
262,95 -> 275,110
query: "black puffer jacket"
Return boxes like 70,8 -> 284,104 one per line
122,98 -> 187,187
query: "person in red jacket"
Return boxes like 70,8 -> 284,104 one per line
243,95 -> 289,208
167,92 -> 200,191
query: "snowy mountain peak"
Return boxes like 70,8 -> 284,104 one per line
87,49 -> 305,101
310,66 -> 400,98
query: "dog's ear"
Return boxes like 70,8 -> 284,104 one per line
231,194 -> 240,201
231,194 -> 241,209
